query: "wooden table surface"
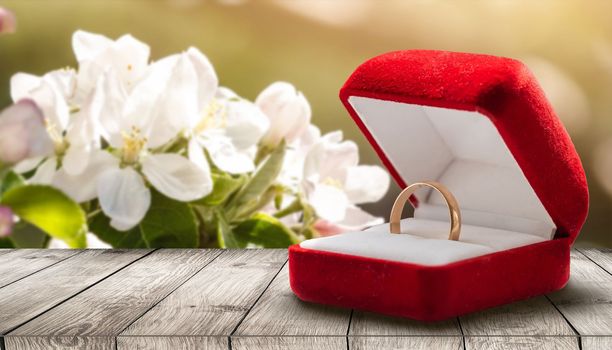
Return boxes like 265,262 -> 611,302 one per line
0,248 -> 610,350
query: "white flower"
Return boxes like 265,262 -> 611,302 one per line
302,130 -> 389,229
189,87 -> 270,174
256,82 -> 311,147
10,66 -> 102,177
313,206 -> 384,237
0,7 -> 16,34
0,99 -> 53,165
87,57 -> 213,231
72,30 -> 150,99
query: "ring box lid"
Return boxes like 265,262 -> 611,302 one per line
339,50 -> 588,243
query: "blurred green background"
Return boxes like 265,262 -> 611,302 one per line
1,0 -> 611,247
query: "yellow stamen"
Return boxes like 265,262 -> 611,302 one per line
121,126 -> 147,164
195,99 -> 226,133
322,177 -> 343,189
46,120 -> 68,155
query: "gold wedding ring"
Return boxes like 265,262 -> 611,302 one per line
389,181 -> 461,241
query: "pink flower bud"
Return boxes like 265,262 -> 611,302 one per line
0,206 -> 14,237
0,99 -> 54,165
0,7 -> 16,34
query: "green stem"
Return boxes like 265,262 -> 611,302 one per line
273,199 -> 302,219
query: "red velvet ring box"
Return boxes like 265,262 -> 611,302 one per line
288,50 -> 589,321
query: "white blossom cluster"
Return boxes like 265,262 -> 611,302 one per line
0,30 -> 389,244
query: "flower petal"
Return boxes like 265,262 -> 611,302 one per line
29,157 -> 57,184
141,153 -> 213,201
10,73 -> 41,102
200,134 -> 255,174
187,47 -> 218,111
188,138 -> 211,173
26,80 -> 70,131
96,69 -> 128,148
0,99 -> 52,164
0,7 -> 17,34
97,166 -> 151,231
303,133 -> 358,182
13,156 -> 44,173
62,144 -> 91,176
313,205 -> 384,236
256,81 -> 311,146
344,165 -> 390,204
0,205 -> 14,237
223,99 -> 270,150
147,54 -> 199,147
54,150 -> 119,202
72,30 -> 113,62
309,184 -> 349,223
85,233 -> 112,248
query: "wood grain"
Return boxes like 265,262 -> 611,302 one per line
117,336 -> 227,350
0,249 -> 79,288
465,336 -> 578,350
233,265 -> 351,337
460,297 -> 575,336
0,248 -> 610,350
350,336 -> 462,350
579,248 -> 612,275
581,336 -> 612,350
121,249 -> 287,338
5,336 -> 114,350
0,249 -> 148,335
6,249 -> 221,349
231,336 -> 346,350
548,250 -> 612,336
351,311 -> 460,336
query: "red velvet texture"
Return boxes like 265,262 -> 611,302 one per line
289,238 -> 570,321
340,50 -> 588,242
288,50 -> 589,321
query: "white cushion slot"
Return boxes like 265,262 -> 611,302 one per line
300,218 -> 547,266
347,96 -> 556,240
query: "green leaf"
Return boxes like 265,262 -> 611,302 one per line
139,190 -> 199,248
193,173 -> 244,206
1,185 -> 86,248
89,212 -> 147,248
233,212 -> 300,248
227,141 -> 286,212
9,221 -> 48,248
216,211 -> 240,248
0,238 -> 15,248
0,171 -> 25,198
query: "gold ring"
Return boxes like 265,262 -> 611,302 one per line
389,181 -> 461,241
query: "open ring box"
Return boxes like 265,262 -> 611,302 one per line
288,50 -> 589,321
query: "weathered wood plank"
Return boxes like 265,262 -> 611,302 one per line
233,265 -> 351,338
0,249 -> 79,288
548,250 -> 612,336
119,249 -> 287,348
350,337 -> 462,350
5,336 -> 113,350
232,336 -> 346,350
351,311 -> 460,336
579,248 -> 612,275
349,310 -> 461,349
581,336 -> 612,350
0,249 -> 148,336
465,336 -> 578,350
460,297 -> 575,336
117,336 -> 227,350
6,249 -> 221,350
